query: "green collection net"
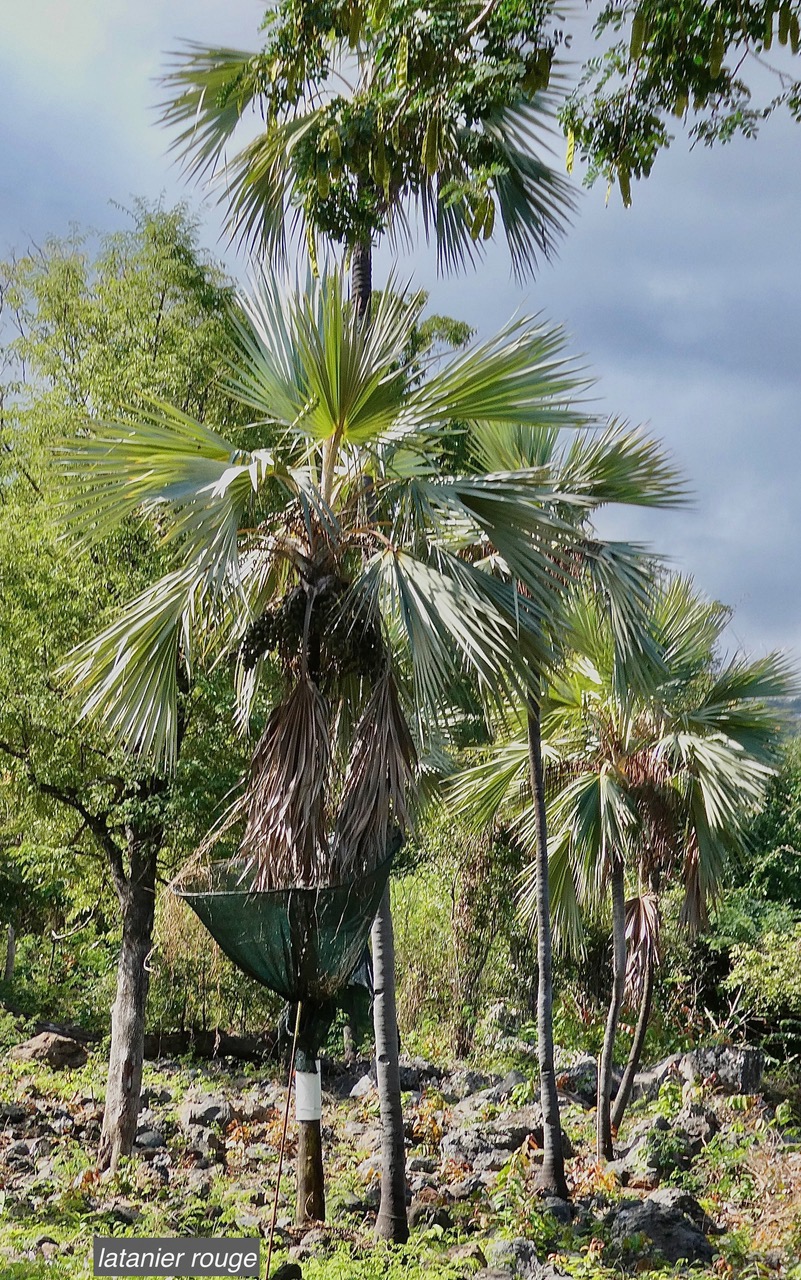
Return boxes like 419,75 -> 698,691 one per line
173,854 -> 392,1055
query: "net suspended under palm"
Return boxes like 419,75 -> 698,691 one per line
170,669 -> 414,1052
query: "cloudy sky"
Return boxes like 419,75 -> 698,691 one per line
2,0 -> 799,661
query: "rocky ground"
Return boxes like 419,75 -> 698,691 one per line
1,1024 -> 801,1279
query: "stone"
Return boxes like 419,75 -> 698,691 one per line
140,1086 -> 172,1105
398,1054 -> 444,1090
0,1102 -> 26,1123
629,1053 -> 684,1103
408,1155 -> 438,1173
541,1195 -> 573,1226
178,1094 -> 233,1130
498,1070 -> 528,1098
442,1068 -> 496,1100
408,1196 -> 453,1230
135,1130 -> 166,1150
446,1174 -> 483,1199
185,1169 -> 213,1196
448,1241 -> 488,1268
680,1045 -> 763,1095
554,1055 -> 597,1107
484,1237 -> 567,1278
184,1124 -> 226,1161
289,1228 -> 331,1260
610,1194 -> 715,1265
647,1186 -> 720,1234
673,1101 -> 719,1156
8,1033 -> 88,1069
350,1073 -> 376,1098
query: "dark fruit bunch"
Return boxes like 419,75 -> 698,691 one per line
240,578 -> 384,681
240,610 -> 278,670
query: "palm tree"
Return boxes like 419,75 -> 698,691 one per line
159,1 -> 574,303
456,576 -> 794,1158
446,426 -> 687,1194
158,3 -> 577,1234
58,269 -> 680,1224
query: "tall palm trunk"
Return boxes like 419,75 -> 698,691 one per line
97,831 -> 157,1172
526,691 -> 568,1199
352,235 -> 408,1241
611,951 -> 655,1130
597,858 -> 626,1159
371,884 -> 409,1242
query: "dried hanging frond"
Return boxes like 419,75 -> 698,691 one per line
239,673 -> 331,890
333,668 -> 417,876
624,890 -> 661,999
678,830 -> 708,934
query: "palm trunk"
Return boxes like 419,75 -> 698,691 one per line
352,233 -> 408,1240
611,951 -> 655,1131
97,835 -> 157,1173
4,924 -> 15,983
371,883 -> 408,1242
295,1053 -> 325,1225
351,240 -> 372,321
526,693 -> 569,1199
597,858 -> 626,1160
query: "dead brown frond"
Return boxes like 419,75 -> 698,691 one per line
624,891 -> 661,1000
333,668 -> 417,876
679,830 -> 709,934
239,674 -> 331,890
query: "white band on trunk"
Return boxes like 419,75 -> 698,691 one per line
295,1063 -> 322,1121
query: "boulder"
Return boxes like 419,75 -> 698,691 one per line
349,1073 -> 375,1099
680,1045 -> 763,1095
442,1068 -> 497,1101
408,1197 -> 453,1230
554,1054 -> 597,1107
610,1192 -> 715,1265
629,1053 -> 684,1103
673,1101 -> 719,1157
8,1033 -> 88,1069
177,1094 -> 233,1130
442,1105 -> 572,1172
484,1238 -> 569,1279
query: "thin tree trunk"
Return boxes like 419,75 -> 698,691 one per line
294,1051 -> 325,1224
97,835 -> 157,1173
611,952 -> 655,1131
296,1120 -> 325,1222
352,232 -> 408,1239
526,693 -> 569,1199
4,924 -> 15,983
371,883 -> 408,1242
597,858 -> 626,1160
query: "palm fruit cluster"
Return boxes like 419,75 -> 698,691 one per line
240,578 -> 383,681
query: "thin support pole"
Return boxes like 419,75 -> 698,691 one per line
265,1001 -> 302,1280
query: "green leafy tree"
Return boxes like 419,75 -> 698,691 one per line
0,203 -> 252,1171
563,0 -> 801,204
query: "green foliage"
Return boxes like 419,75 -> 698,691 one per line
161,0 -> 574,276
562,0 -> 801,202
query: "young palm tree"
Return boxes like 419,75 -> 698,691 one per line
455,577 -> 794,1159
58,269 -> 681,1223
443,425 -> 688,1195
